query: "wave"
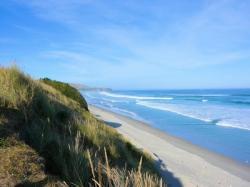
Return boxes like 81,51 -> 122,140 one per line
111,106 -> 138,118
95,103 -> 140,119
136,101 -> 250,130
83,93 -> 98,99
232,94 -> 250,97
83,92 -> 128,104
101,98 -> 126,103
136,101 -> 211,122
100,91 -> 173,100
232,100 -> 250,105
98,101 -> 114,108
168,94 -> 229,97
216,121 -> 250,131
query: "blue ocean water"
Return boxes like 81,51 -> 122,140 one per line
81,89 -> 250,165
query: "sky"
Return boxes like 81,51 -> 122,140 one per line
0,0 -> 250,89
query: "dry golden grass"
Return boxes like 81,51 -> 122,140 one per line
0,142 -> 45,186
0,66 -> 36,121
87,148 -> 166,187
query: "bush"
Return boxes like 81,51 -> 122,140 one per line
41,78 -> 88,111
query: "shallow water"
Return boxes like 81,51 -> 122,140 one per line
81,89 -> 250,165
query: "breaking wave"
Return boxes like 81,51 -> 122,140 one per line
100,91 -> 173,100
136,100 -> 250,130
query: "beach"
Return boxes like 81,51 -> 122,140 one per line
90,105 -> 250,187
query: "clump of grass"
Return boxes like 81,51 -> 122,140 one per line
0,66 -> 36,122
0,66 -> 165,186
87,148 -> 166,187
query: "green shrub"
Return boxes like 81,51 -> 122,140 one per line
41,78 -> 88,111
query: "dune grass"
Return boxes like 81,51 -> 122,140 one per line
0,66 -> 165,186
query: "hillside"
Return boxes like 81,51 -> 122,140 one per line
0,66 -> 165,186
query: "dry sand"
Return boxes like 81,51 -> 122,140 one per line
90,105 -> 250,187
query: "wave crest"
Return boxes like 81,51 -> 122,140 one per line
136,101 -> 250,130
100,91 -> 173,100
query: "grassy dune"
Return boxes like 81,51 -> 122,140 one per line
0,66 -> 165,186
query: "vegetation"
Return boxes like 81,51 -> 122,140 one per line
0,66 -> 165,186
41,78 -> 88,111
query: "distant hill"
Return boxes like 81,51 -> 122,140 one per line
70,83 -> 112,91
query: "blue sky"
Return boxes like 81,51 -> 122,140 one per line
0,0 -> 250,89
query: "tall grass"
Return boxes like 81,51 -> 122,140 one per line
0,66 -> 166,186
0,66 -> 36,122
86,148 -> 165,187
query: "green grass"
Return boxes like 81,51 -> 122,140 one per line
0,66 -> 165,186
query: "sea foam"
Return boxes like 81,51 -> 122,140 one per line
136,100 -> 250,130
100,91 -> 173,100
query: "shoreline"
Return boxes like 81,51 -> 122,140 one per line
89,105 -> 250,186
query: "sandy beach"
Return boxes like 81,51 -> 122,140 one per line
90,105 -> 250,187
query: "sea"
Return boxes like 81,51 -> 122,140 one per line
81,89 -> 250,165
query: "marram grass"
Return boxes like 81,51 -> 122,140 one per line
0,66 -> 166,186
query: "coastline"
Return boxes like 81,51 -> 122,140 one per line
89,105 -> 250,187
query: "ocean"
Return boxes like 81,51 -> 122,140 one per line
81,89 -> 250,165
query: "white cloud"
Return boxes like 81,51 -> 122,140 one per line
15,0 -> 250,71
